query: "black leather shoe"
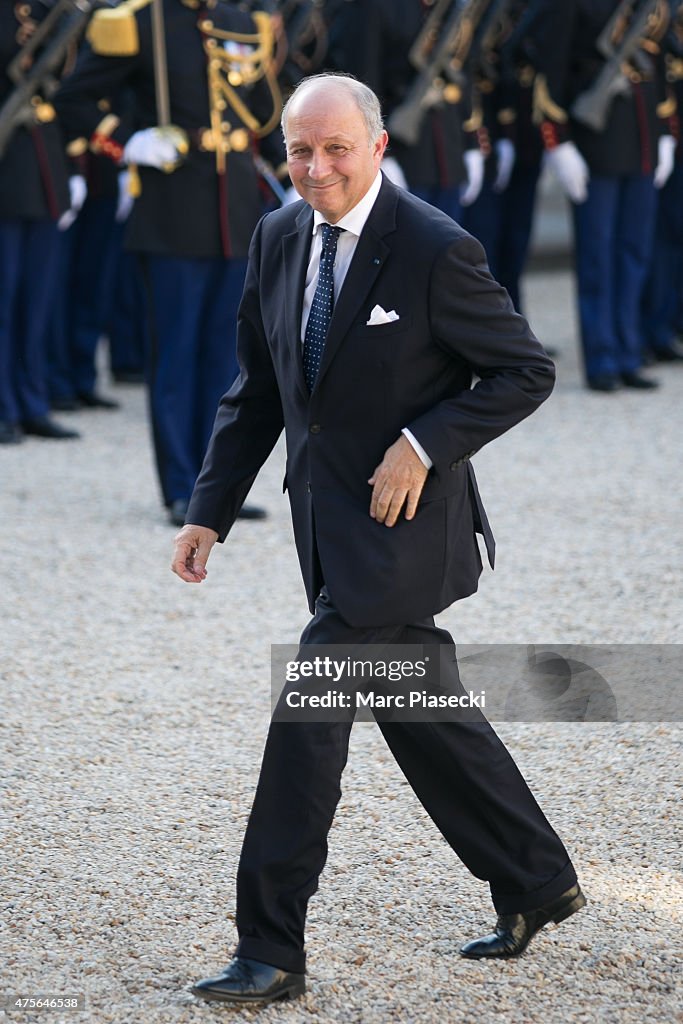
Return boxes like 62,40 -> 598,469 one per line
191,956 -> 305,1004
587,374 -> 620,392
77,391 -> 120,409
460,884 -> 586,960
237,504 -> 268,520
168,499 -> 188,527
112,370 -> 145,384
51,396 -> 82,412
0,421 -> 23,444
652,344 -> 683,362
22,417 -> 80,439
620,371 -> 659,389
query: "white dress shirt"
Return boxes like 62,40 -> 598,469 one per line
300,171 -> 432,469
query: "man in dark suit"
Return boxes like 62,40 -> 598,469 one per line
171,73 -> 584,1006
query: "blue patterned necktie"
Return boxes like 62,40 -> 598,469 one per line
303,223 -> 342,392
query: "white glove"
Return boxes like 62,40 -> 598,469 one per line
57,174 -> 87,231
380,155 -> 408,190
492,138 -> 516,193
116,170 -> 135,222
654,134 -> 676,189
122,128 -> 180,169
544,141 -> 589,204
460,148 -> 485,207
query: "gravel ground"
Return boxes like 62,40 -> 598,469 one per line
1,268 -> 682,1024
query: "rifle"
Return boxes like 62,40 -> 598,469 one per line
570,0 -> 658,132
0,0 -> 101,159
387,0 -> 495,147
475,0 -> 514,84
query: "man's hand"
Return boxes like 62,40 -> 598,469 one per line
171,524 -> 219,583
368,435 -> 429,527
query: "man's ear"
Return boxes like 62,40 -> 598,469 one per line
374,130 -> 389,162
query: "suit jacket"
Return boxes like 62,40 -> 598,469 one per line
187,176 -> 555,627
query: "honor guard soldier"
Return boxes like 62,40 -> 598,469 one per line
642,0 -> 683,360
0,0 -> 84,444
460,0 -> 546,315
49,139 -> 123,411
531,0 -> 675,392
54,0 -> 287,523
325,0 -> 486,219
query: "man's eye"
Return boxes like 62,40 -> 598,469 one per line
329,145 -> 347,154
289,148 -> 308,157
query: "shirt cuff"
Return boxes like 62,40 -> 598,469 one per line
402,428 -> 433,469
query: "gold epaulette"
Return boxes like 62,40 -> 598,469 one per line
86,0 -> 155,57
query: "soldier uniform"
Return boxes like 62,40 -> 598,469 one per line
54,0 -> 285,519
642,2 -> 683,359
49,146 -> 122,409
460,0 -> 545,314
0,0 -> 79,443
531,0 -> 673,390
325,0 -> 478,219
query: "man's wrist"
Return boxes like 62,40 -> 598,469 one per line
401,428 -> 433,469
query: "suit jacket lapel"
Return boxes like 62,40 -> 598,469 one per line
313,177 -> 398,393
280,178 -> 399,399
282,202 -> 314,400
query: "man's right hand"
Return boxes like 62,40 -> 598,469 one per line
171,524 -> 218,583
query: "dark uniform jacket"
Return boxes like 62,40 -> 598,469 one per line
477,0 -> 544,172
530,0 -> 672,176
55,0 -> 284,259
187,177 -> 555,627
325,0 -> 471,188
0,0 -> 71,220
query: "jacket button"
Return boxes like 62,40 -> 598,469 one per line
307,481 -> 311,493
309,424 -> 321,434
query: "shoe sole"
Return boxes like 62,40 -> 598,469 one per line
190,980 -> 306,1004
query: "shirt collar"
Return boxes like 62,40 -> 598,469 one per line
312,171 -> 383,238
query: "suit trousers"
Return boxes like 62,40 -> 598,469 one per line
234,589 -> 577,974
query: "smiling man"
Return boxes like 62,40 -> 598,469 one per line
172,74 -> 584,1006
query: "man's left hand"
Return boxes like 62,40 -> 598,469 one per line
368,435 -> 429,527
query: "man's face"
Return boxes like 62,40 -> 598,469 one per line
285,86 -> 388,223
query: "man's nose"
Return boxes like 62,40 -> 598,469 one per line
307,150 -> 333,179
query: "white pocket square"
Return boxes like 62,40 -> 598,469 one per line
366,304 -> 400,326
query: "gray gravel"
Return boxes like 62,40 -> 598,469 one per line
1,268 -> 682,1024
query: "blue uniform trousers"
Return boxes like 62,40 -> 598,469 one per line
572,174 -> 657,380
0,218 -> 61,424
108,245 -> 147,376
144,254 -> 247,505
642,159 -> 683,352
460,162 -> 541,314
49,196 -> 120,400
410,185 -> 462,223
